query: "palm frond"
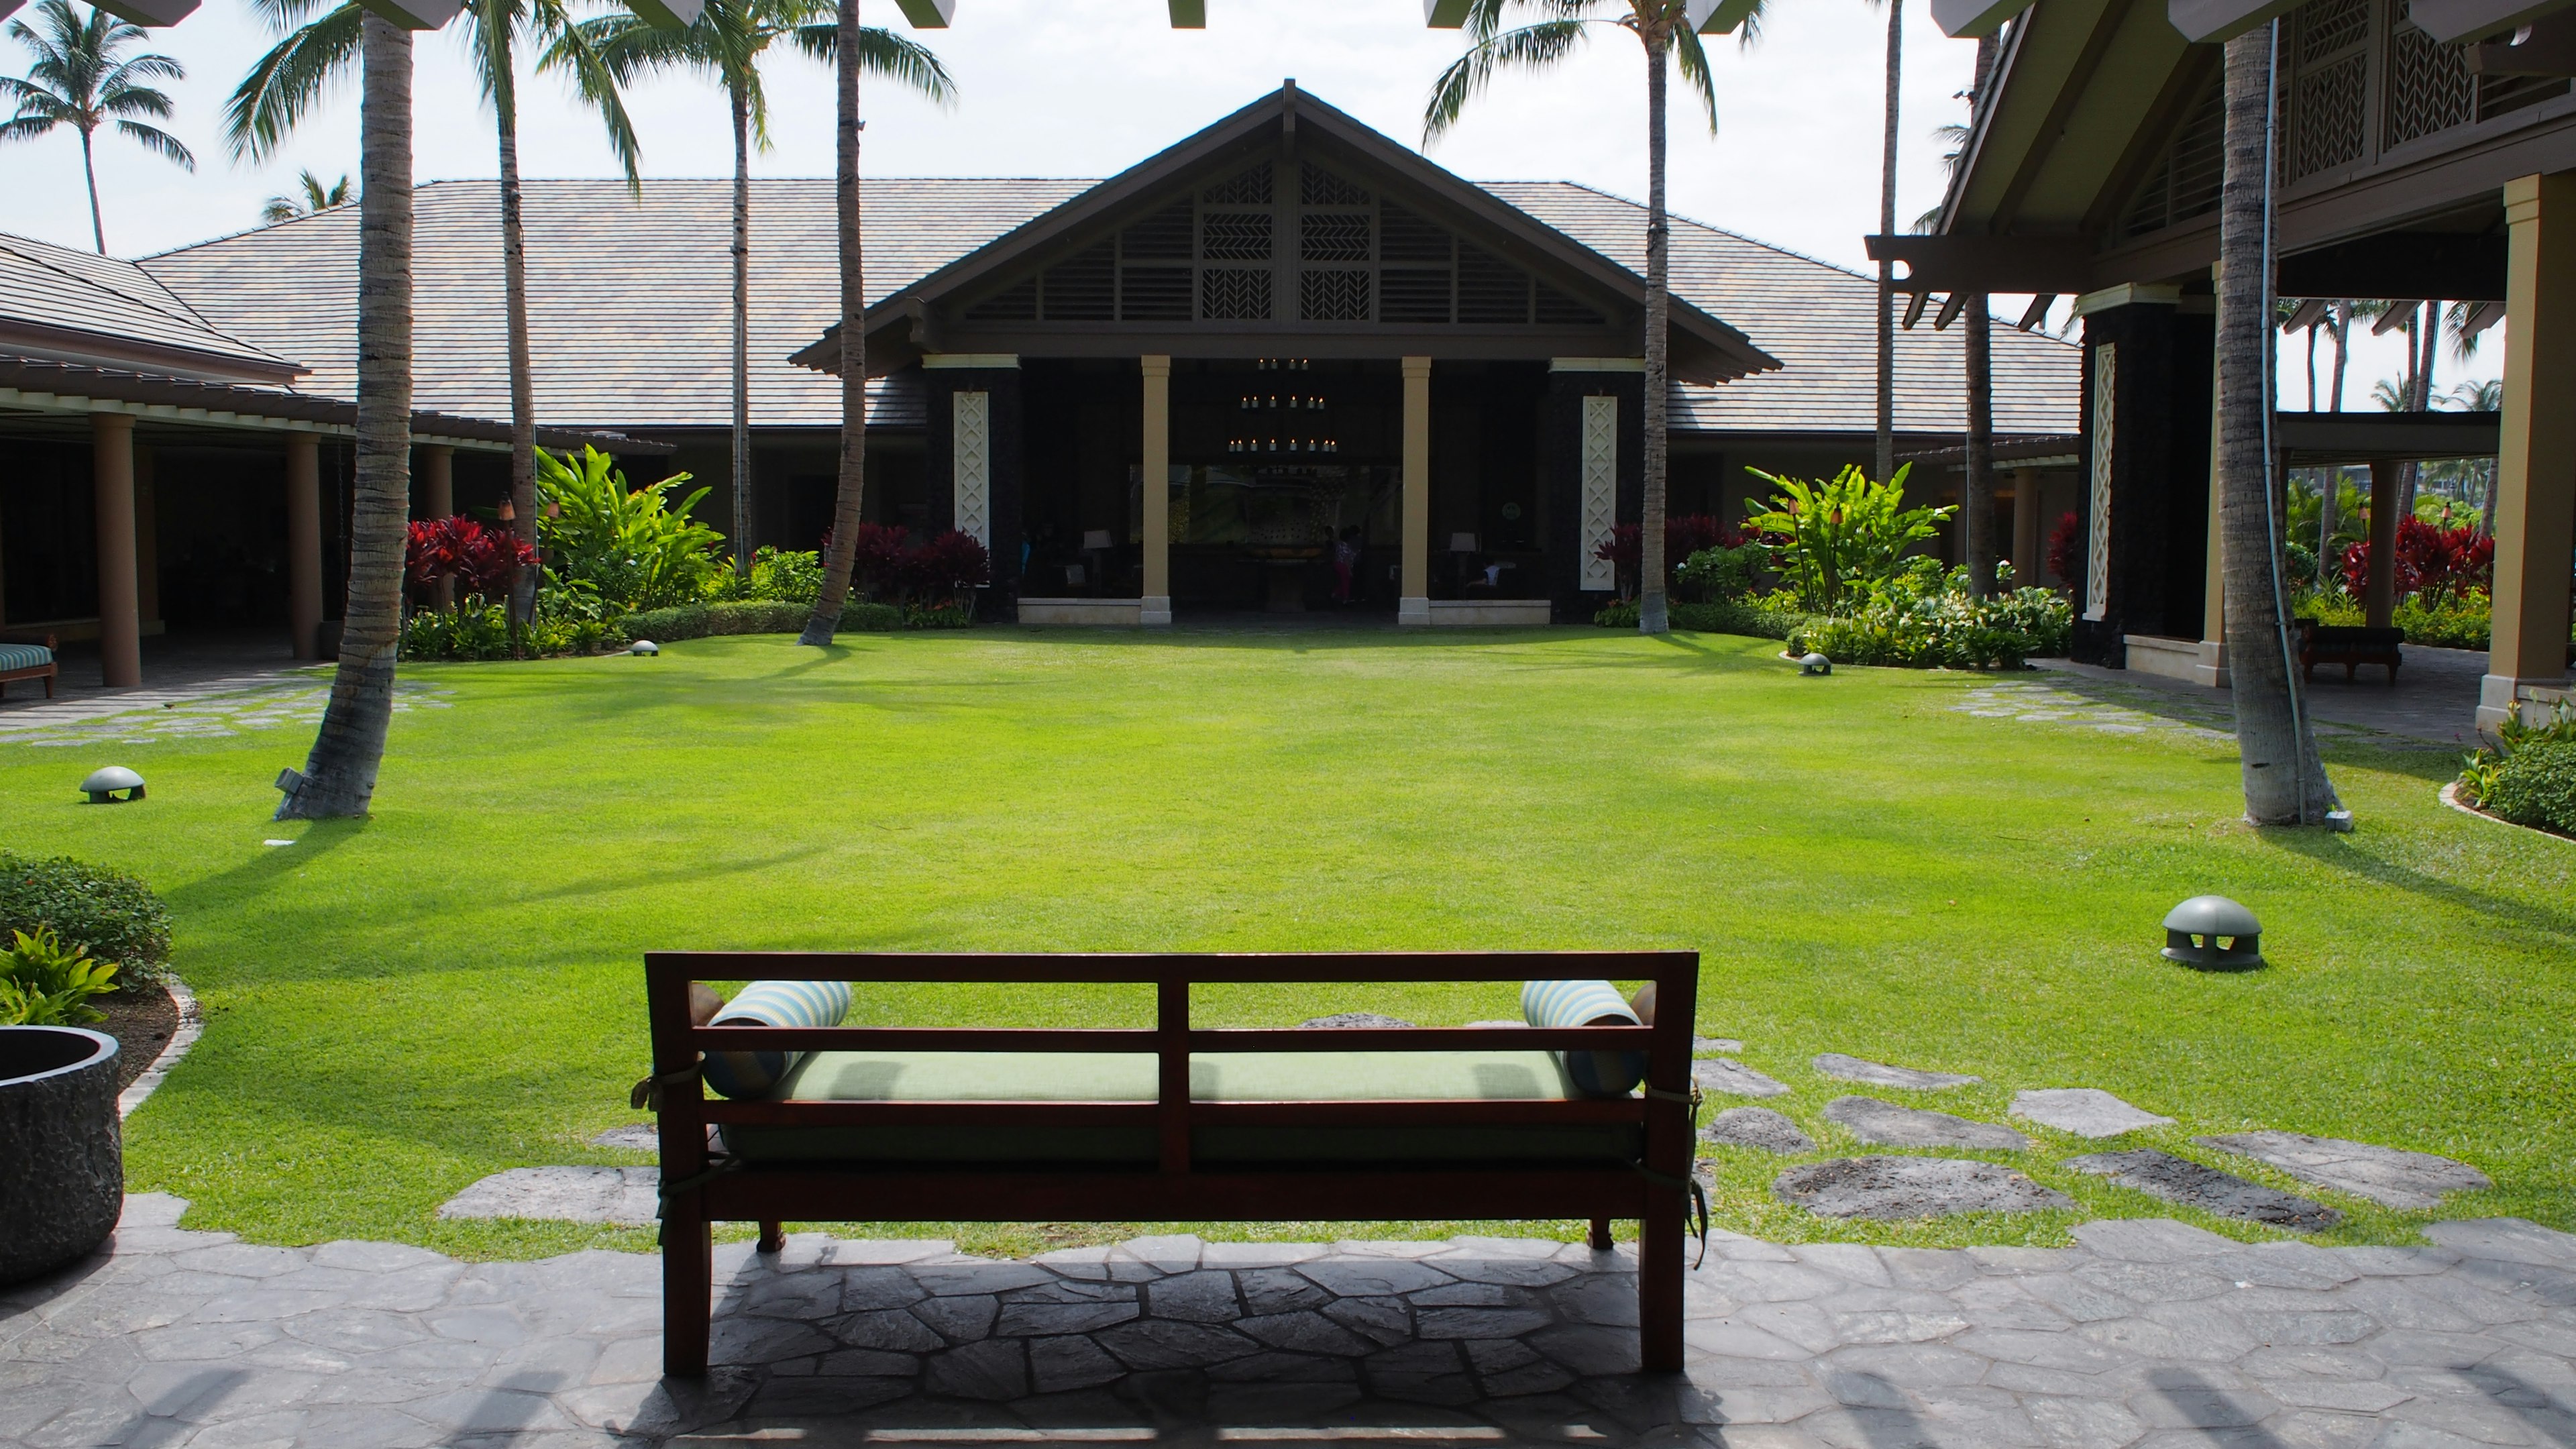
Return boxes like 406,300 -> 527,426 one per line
1423,17 -> 1589,143
790,23 -> 955,104
99,82 -> 176,119
101,52 -> 185,86
1672,21 -> 1719,135
0,114 -> 64,144
0,74 -> 76,121
262,195 -> 301,223
224,2 -> 364,162
532,0 -> 644,187
553,10 -> 712,85
115,119 -> 193,169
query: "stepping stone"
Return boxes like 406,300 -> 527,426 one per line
1700,1106 -> 1814,1154
1774,1156 -> 2076,1220
1825,1095 -> 2028,1150
2194,1131 -> 2491,1210
1813,1053 -> 1981,1090
590,1124 -> 659,1151
1299,1012 -> 1414,1029
437,1167 -> 661,1226
1693,1036 -> 1745,1054
2065,1148 -> 2342,1232
1693,1058 -> 1788,1099
2010,1088 -> 2175,1139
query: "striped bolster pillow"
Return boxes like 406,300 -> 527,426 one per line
1521,979 -> 1646,1098
700,979 -> 853,1099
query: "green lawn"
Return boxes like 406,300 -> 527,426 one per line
5,627 -> 2569,1259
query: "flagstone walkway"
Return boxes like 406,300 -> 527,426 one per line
6,1195 -> 2573,1448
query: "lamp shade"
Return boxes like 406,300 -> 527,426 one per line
621,0 -> 702,27
79,766 -> 146,804
88,0 -> 199,24
357,0 -> 462,28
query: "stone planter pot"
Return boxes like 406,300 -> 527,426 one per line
0,1026 -> 123,1285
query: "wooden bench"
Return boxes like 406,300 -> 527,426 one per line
2296,620 -> 2404,684
643,950 -> 1700,1377
0,634 -> 58,701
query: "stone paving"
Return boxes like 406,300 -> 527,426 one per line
8,1196 -> 2576,1447
0,676 -> 452,749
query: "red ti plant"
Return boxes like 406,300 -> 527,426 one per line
404,517 -> 539,606
2045,511 -> 2083,589
2338,519 -> 2494,604
901,530 -> 992,608
847,523 -> 912,602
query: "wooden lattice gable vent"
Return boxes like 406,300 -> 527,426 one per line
959,154 -> 1610,329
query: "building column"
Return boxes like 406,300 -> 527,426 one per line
134,443 -> 160,631
2070,285 -> 2207,667
417,443 -> 453,612
1399,356 -> 1432,626
1140,356 -> 1172,626
923,355 -> 1024,604
2484,172 -> 2576,730
2365,458 -> 2401,630
287,432 -> 324,660
2008,467 -> 2040,584
91,413 -> 142,688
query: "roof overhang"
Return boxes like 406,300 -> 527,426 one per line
0,317 -> 306,388
789,87 -> 1778,387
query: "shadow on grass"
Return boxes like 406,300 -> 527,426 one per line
2259,826 -> 2576,940
158,816 -> 369,916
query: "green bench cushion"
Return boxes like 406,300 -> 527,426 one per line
718,1049 -> 1643,1167
0,643 -> 54,674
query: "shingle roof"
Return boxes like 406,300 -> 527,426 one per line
1485,183 -> 2079,437
142,179 -> 1087,432
0,231 -> 299,384
138,177 -> 2076,438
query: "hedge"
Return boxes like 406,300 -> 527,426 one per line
2485,739 -> 2576,837
619,600 -> 903,643
0,853 -> 173,979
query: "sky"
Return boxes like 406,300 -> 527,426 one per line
3,0 -> 2487,405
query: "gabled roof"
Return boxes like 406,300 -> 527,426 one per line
786,85 -> 1780,386
0,230 -> 303,386
131,177 -> 2072,439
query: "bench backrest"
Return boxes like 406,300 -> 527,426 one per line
645,951 -> 1699,1177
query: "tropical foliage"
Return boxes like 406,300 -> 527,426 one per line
0,926 -> 121,1028
535,445 -> 724,612
1,0 -> 194,253
1742,464 -> 1953,615
261,168 -> 350,222
406,516 -> 539,602
0,851 -> 170,979
2334,519 -> 2494,606
1789,560 -> 2071,670
2459,701 -> 2576,837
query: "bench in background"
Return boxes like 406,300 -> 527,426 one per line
0,634 -> 58,701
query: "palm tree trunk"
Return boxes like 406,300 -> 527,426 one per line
1963,296 -> 1994,594
801,0 -> 869,645
730,80 -> 754,579
2398,300 -> 2436,519
2317,466 -> 2339,574
492,18 -> 539,649
2304,323 -> 2317,410
1637,20 -> 1672,636
1874,0 -> 1900,483
80,128 -> 105,254
2215,23 -> 2336,826
278,14 -> 412,820
2328,302 -> 2349,411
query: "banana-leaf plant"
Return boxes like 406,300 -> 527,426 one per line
534,445 -> 725,612
1741,463 -> 1951,616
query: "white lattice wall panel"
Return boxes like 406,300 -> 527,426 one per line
954,390 -> 991,549
2084,345 -> 2115,623
1578,394 -> 1619,592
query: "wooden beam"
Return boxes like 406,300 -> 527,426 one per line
2167,0 -> 2304,44
2414,0 -> 2576,43
1167,0 -> 1205,26
893,0 -> 953,26
89,0 -> 198,22
2468,10 -> 2576,70
1867,233 -> 2098,294
1933,0 -> 2035,38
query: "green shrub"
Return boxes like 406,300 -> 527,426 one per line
1741,464 -> 1953,614
537,445 -> 725,612
2483,739 -> 2576,836
1788,565 -> 2072,670
1672,541 -> 1769,604
1593,596 -> 1810,639
2296,586 -> 2493,649
0,927 -> 121,1026
0,853 -> 171,979
904,601 -> 976,629
399,597 -> 623,661
712,547 -> 824,606
619,599 -> 903,644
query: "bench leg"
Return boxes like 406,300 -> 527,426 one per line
757,1220 -> 785,1254
1638,1195 -> 1685,1373
663,1210 -> 713,1378
1587,1218 -> 1614,1252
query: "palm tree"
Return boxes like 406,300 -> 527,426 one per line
1870,0 -> 1898,486
1957,34 -> 1996,596
569,0 -> 952,581
262,167 -> 350,223
798,0 -> 875,645
231,0 -> 641,650
1426,0 -> 1739,636
2212,23 -> 2337,826
1,0 -> 193,254
276,12 -> 412,820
